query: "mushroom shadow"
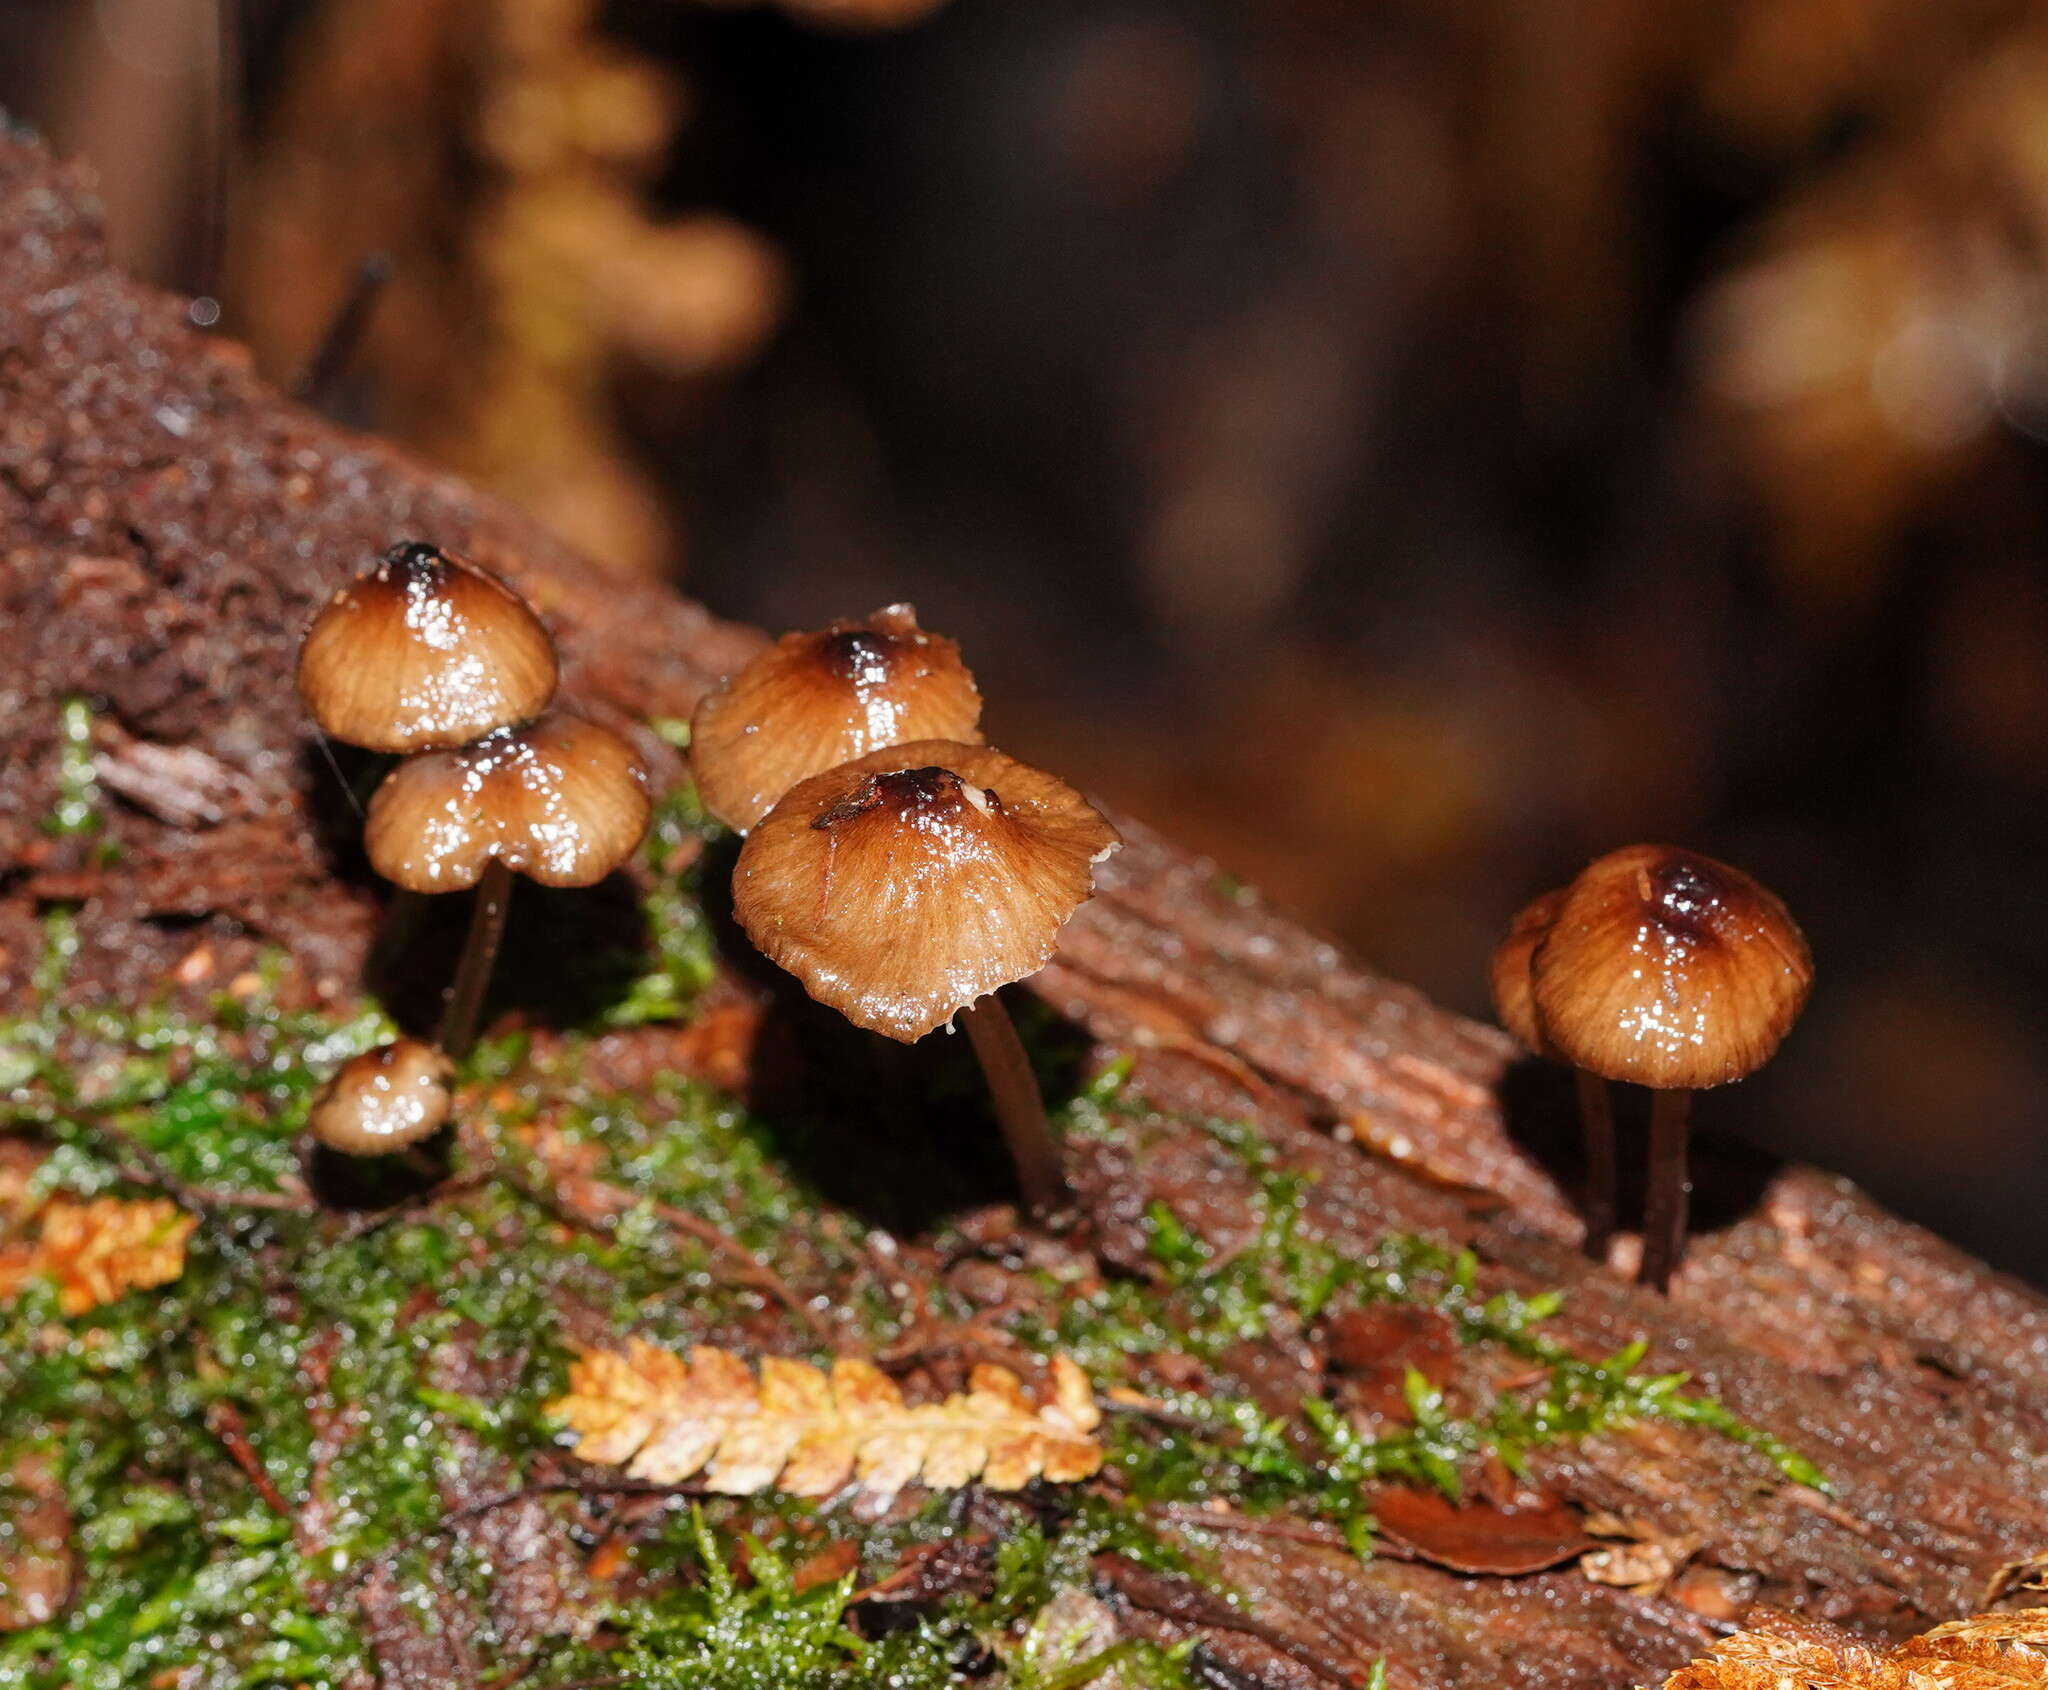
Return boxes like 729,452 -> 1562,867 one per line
1495,1057 -> 1785,1248
300,1132 -> 453,1212
295,738 -> 387,890
694,832 -> 1096,1232
361,868 -> 655,1040
750,992 -> 1096,1234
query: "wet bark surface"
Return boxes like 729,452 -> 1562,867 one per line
4,135 -> 2046,1688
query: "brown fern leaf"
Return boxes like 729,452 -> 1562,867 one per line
549,1340 -> 1103,1500
0,1197 -> 198,1316
1664,1610 -> 2048,1690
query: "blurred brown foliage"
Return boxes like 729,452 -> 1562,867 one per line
233,0 -> 787,575
5,0 -> 2048,1280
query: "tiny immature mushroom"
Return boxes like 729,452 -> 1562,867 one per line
733,739 -> 1120,1215
1491,885 -> 1618,1258
298,541 -> 559,753
1498,845 -> 1813,1293
308,1039 -> 455,1156
364,712 -> 653,1055
689,604 -> 983,833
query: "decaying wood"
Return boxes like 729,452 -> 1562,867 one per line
4,133 -> 2047,1689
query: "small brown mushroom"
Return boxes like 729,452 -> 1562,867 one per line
308,1039 -> 455,1156
689,604 -> 984,832
1508,844 -> 1813,1292
298,540 -> 558,753
733,738 -> 1119,1213
364,711 -> 652,1056
1533,845 -> 1812,1094
364,712 -> 651,894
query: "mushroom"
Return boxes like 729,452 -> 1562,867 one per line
298,540 -> 559,754
308,1039 -> 455,1156
1490,885 -> 1618,1258
689,604 -> 983,833
1503,844 -> 1813,1292
732,739 -> 1119,1215
364,711 -> 653,1055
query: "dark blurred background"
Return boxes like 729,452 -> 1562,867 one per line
5,0 -> 2047,1283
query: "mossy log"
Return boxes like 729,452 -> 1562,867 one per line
5,133 -> 2047,1690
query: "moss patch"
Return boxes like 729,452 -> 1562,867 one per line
0,778 -> 1819,1688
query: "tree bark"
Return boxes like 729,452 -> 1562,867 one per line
4,135 -> 2046,1690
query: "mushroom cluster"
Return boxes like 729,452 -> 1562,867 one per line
1492,845 -> 1813,1291
298,541 -> 652,1155
689,605 -> 1119,1215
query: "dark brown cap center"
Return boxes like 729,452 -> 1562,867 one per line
1638,852 -> 1743,950
812,766 -> 1001,831
816,629 -> 901,688
374,540 -> 465,626
376,539 -> 458,595
381,539 -> 445,572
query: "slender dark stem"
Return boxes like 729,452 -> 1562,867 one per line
437,859 -> 514,1060
959,995 -> 1065,1218
1639,1087 -> 1693,1293
1575,1068 -> 1617,1260
293,254 -> 394,407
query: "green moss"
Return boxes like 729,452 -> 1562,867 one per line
601,782 -> 722,1028
606,1507 -> 873,1688
1038,1091 -> 1828,1537
0,791 -> 1822,1688
44,698 -> 106,843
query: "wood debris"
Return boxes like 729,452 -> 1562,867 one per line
549,1340 -> 1103,1500
1664,1608 -> 2048,1690
0,1195 -> 197,1315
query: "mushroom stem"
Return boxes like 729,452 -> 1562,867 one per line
436,859 -> 514,1061
1638,1087 -> 1693,1293
958,996 -> 1066,1218
1574,1069 -> 1618,1260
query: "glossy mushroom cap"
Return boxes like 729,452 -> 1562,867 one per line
689,604 -> 984,833
298,541 -> 559,753
1489,886 -> 1563,1056
1531,844 -> 1813,1090
364,712 -> 651,892
308,1039 -> 455,1155
733,739 -> 1120,1042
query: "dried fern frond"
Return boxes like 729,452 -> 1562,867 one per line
549,1341 -> 1103,1501
1664,1609 -> 2048,1690
0,1196 -> 197,1316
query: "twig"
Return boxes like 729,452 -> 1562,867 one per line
1098,1394 -> 1211,1433
325,1171 -> 489,1247
206,1399 -> 295,1518
60,1115 -> 312,1219
315,1478 -> 705,1612
1149,1502 -> 1344,1548
652,1202 -> 829,1341
186,1185 -> 316,1210
877,1317 -> 1036,1376
492,1158 -> 828,1342
1148,1501 -> 1417,1560
65,1118 -> 208,1219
